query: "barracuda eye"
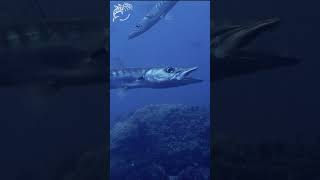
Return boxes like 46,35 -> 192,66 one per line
165,67 -> 175,73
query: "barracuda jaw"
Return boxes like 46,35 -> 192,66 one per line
173,67 -> 199,80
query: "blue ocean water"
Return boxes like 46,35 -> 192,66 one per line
110,1 -> 210,122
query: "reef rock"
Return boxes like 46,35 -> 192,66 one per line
60,104 -> 210,180
110,104 -> 210,179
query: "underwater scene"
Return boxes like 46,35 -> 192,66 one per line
110,1 -> 210,179
2,0 -> 320,179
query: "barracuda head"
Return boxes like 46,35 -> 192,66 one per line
143,66 -> 202,88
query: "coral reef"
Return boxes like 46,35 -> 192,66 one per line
110,104 -> 210,179
58,104 -> 320,180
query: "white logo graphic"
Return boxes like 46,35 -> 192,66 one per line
112,2 -> 133,22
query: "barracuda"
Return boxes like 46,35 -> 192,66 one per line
213,18 -> 281,58
128,1 -> 178,39
110,66 -> 202,89
212,18 -> 301,80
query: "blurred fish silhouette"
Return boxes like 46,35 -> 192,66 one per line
0,0 -> 109,93
213,18 -> 301,80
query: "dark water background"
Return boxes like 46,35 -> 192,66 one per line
0,0 -> 106,179
110,1 -> 210,123
0,0 -> 319,179
214,0 -> 320,143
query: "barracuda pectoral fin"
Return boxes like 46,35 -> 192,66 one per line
125,79 -> 144,87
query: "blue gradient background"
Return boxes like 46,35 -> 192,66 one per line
110,1 -> 210,122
